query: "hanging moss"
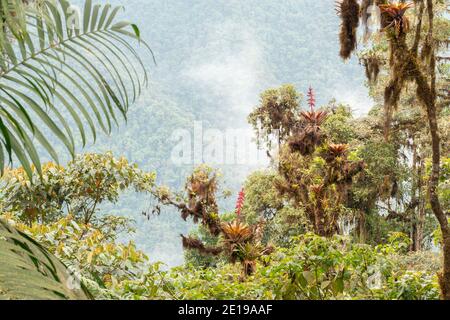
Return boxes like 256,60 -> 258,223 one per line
361,54 -> 382,83
383,34 -> 417,136
338,0 -> 361,60
361,0 -> 374,27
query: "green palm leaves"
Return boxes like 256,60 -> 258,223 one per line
0,0 -> 152,178
0,218 -> 91,299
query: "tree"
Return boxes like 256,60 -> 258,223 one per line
335,0 -> 450,299
248,84 -> 302,158
248,86 -> 364,237
241,170 -> 307,246
276,142 -> 364,237
153,165 -> 274,278
0,152 -> 156,225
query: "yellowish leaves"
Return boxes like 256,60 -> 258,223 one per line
221,220 -> 253,244
87,250 -> 95,264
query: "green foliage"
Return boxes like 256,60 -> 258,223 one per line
322,103 -> 357,144
2,213 -> 161,300
241,170 -> 308,247
390,251 -> 441,275
0,152 -> 155,224
2,209 -> 441,300
357,140 -> 402,193
384,232 -> 412,254
248,84 -> 302,153
375,272 -> 440,300
241,170 -> 284,223
131,233 -> 439,300
0,0 -> 152,300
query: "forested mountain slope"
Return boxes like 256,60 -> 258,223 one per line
79,0 -> 372,266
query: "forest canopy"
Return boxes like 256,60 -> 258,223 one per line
0,0 -> 449,301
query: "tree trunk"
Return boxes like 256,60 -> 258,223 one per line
416,160 -> 426,251
405,0 -> 450,298
314,209 -> 326,237
358,211 -> 367,243
411,142 -> 419,252
422,0 -> 450,295
440,236 -> 450,300
425,102 -> 450,299
385,0 -> 449,297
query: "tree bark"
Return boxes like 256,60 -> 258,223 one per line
425,99 -> 450,299
424,0 -> 450,300
386,0 -> 450,299
440,236 -> 450,300
314,208 -> 326,237
358,210 -> 367,244
411,141 -> 420,252
416,159 -> 426,251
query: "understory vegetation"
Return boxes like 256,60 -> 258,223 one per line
0,0 -> 449,300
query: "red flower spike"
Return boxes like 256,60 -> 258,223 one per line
235,188 -> 245,217
307,86 -> 316,112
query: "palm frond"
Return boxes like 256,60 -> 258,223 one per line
0,0 -> 153,178
0,218 -> 92,299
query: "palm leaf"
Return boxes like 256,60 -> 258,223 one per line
0,218 -> 92,300
0,0 -> 153,177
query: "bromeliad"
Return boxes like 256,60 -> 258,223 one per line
379,2 -> 414,35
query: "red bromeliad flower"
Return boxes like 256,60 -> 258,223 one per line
300,110 -> 328,125
235,188 -> 245,217
379,2 -> 414,35
328,143 -> 350,157
307,86 -> 316,112
301,86 -> 328,126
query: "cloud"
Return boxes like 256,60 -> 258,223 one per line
330,84 -> 375,116
183,21 -> 272,117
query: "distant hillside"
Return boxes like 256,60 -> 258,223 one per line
71,0 -> 372,266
